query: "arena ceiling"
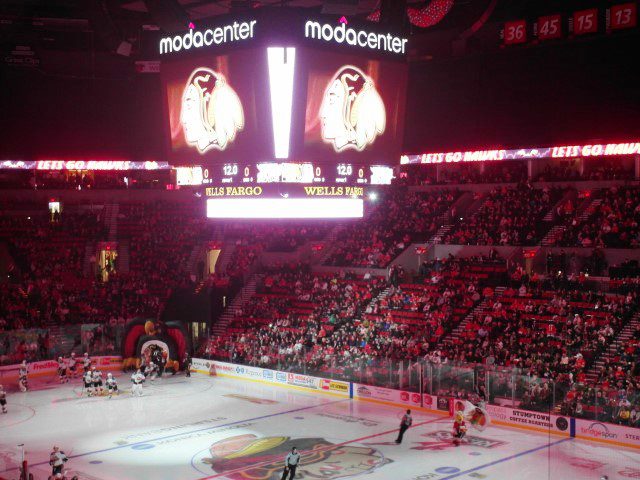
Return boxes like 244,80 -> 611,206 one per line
0,1 -> 634,62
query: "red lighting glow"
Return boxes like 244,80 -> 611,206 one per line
367,0 -> 454,28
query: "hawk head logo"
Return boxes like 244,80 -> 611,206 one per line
180,67 -> 244,153
200,434 -> 390,479
319,65 -> 385,152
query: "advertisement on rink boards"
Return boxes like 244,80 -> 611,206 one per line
196,360 -> 351,397
575,419 -> 640,449
484,403 -> 571,437
190,357 -> 217,375
0,356 -> 123,381
353,383 -> 442,412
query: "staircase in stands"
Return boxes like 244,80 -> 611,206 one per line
540,195 -> 603,246
187,243 -> 205,279
316,222 -> 346,265
103,203 -> 119,241
82,243 -> 95,276
442,286 -> 507,346
210,274 -> 259,337
427,223 -> 453,246
215,242 -> 237,274
584,311 -> 640,384
117,241 -> 130,273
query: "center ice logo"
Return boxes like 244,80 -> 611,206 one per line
200,433 -> 390,479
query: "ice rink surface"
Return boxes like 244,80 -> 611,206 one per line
1,373 -> 639,480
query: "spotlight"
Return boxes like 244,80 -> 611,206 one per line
368,192 -> 378,201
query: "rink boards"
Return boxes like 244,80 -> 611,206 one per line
192,358 -> 640,450
0,355 -> 122,382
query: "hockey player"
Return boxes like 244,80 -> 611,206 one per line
184,353 -> 192,378
18,361 -> 28,392
49,446 -> 68,477
145,361 -> 158,381
83,369 -> 94,396
58,357 -> 68,383
68,352 -> 78,379
0,384 -> 7,413
82,353 -> 92,373
106,373 -> 118,398
131,369 -> 145,396
92,367 -> 104,396
452,410 -> 467,446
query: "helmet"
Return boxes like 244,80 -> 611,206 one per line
84,352 -> 88,356
455,411 -> 464,422
107,373 -> 112,377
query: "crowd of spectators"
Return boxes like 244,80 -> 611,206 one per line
535,162 -> 634,182
325,190 -> 459,268
441,280 -> 637,409
397,162 -> 528,186
552,187 -> 640,248
204,257 -> 507,386
1,176 -> 640,427
399,159 -> 634,186
221,223 -> 330,252
445,183 -> 562,245
204,266 -> 391,376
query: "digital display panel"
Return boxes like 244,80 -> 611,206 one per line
162,49 -> 273,164
301,48 -> 408,164
191,162 -> 393,185
159,14 -> 407,218
161,42 -> 407,167
204,183 -> 364,218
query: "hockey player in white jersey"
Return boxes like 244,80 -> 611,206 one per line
0,384 -> 7,413
18,361 -> 28,392
83,369 -> 94,396
57,357 -> 68,383
92,367 -> 104,396
82,353 -> 92,373
69,352 -> 79,379
131,369 -> 145,396
145,361 -> 158,381
106,373 -> 118,398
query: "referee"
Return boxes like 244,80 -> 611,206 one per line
395,409 -> 413,444
282,446 -> 300,479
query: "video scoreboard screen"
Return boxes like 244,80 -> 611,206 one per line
161,12 -> 408,217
